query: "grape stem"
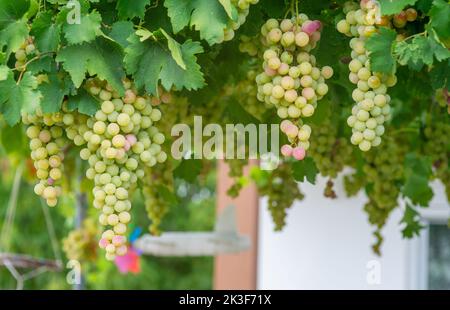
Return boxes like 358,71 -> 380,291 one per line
15,52 -> 55,84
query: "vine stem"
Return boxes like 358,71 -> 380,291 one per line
401,31 -> 426,42
15,52 -> 55,84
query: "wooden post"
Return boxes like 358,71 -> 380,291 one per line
213,160 -> 259,290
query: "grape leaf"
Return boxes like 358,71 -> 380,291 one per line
116,0 -> 151,19
218,0 -> 237,20
0,19 -> 29,58
402,153 -> 433,206
394,35 -> 448,70
429,0 -> 450,41
63,10 -> 102,45
56,37 -> 126,94
379,0 -> 418,15
66,88 -> 99,116
429,59 -> 450,90
160,28 -> 186,70
400,203 -> 424,239
124,35 -> 204,95
416,0 -> 433,13
292,157 -> 318,184
164,0 -> 229,45
366,28 -> 397,74
173,159 -> 203,183
39,73 -> 70,113
109,21 -> 134,49
31,12 -> 61,53
0,0 -> 30,29
0,71 -> 41,126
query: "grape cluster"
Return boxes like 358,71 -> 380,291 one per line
223,0 -> 260,42
255,15 -> 333,160
436,89 -> 450,114
251,163 -> 304,230
337,0 -> 397,152
63,218 -> 99,262
308,122 -> 354,198
23,106 -> 80,207
362,137 -> 406,254
142,164 -> 173,235
239,35 -> 261,57
71,78 -> 167,260
14,37 -> 37,72
424,117 -> 450,200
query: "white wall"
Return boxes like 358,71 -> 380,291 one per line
257,174 -> 448,290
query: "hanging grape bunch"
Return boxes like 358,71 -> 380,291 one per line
337,0 -> 398,152
23,105 -> 84,207
224,0 -> 260,41
255,14 -> 334,161
63,78 -> 168,261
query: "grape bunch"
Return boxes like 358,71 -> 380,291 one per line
362,136 -> 406,254
63,218 -> 99,262
435,89 -> 450,114
223,0 -> 260,42
255,15 -> 333,160
251,163 -> 304,230
23,107 -> 81,207
142,164 -> 174,236
71,78 -> 167,260
308,122 -> 354,198
424,117 -> 450,200
239,35 -> 262,57
337,0 -> 398,152
14,36 -> 37,72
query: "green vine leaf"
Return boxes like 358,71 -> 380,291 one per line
429,0 -> 450,42
116,0 -> 152,20
292,158 -> 318,184
0,19 -> 29,59
0,71 -> 41,126
378,0 -> 418,15
66,88 -> 99,116
400,203 -> 425,238
164,0 -> 229,45
402,153 -> 433,207
124,34 -> 204,95
109,21 -> 134,49
56,37 -> 126,94
38,73 -> 71,113
160,28 -> 186,70
173,159 -> 203,183
63,10 -> 102,45
31,12 -> 61,53
366,28 -> 397,74
0,0 -> 30,29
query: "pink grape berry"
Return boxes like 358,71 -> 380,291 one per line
47,178 -> 55,185
123,141 -> 131,152
292,147 -> 306,161
281,144 -> 293,157
302,20 -> 321,35
99,238 -> 109,249
265,67 -> 277,76
112,235 -> 125,246
126,134 -> 137,145
280,120 -> 293,132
